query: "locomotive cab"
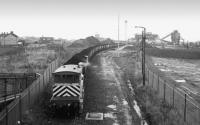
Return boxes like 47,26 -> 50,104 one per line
51,64 -> 84,114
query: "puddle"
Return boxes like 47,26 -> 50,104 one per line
104,112 -> 119,125
133,100 -> 142,118
107,105 -> 117,110
133,100 -> 148,125
175,79 -> 186,83
122,99 -> 128,105
113,96 -> 119,103
113,123 -> 119,125
91,65 -> 98,68
108,82 -> 116,86
160,69 -> 171,72
127,80 -> 135,95
104,112 -> 117,119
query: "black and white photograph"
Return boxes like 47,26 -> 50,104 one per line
0,0 -> 200,125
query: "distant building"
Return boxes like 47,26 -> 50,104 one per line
171,30 -> 180,45
135,32 -> 159,42
95,34 -> 100,39
0,31 -> 19,46
17,39 -> 26,46
39,36 -> 54,43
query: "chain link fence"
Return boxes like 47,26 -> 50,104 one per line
146,65 -> 200,125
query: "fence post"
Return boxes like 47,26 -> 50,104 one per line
38,79 -> 40,101
152,72 -> 154,88
28,86 -> 30,106
172,87 -> 175,107
49,66 -> 50,82
19,81 -> 22,124
148,69 -> 149,86
184,94 -> 187,122
43,74 -> 45,88
4,78 -> 8,125
199,108 -> 200,125
157,75 -> 159,93
15,78 -> 17,100
164,82 -> 166,102
26,76 -> 28,88
39,78 -> 40,93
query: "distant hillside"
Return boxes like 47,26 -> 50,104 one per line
69,36 -> 100,48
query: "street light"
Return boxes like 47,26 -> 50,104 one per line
135,26 -> 146,86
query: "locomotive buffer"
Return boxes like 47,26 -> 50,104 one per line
50,64 -> 84,114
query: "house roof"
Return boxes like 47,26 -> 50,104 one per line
0,31 -> 18,38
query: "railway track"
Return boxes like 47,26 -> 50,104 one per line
109,48 -> 148,125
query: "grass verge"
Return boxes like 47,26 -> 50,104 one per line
113,49 -> 185,125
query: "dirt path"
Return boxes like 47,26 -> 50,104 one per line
82,49 -> 142,125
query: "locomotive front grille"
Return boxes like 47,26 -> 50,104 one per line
53,84 -> 80,97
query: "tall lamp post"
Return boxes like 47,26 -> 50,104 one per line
135,26 -> 146,86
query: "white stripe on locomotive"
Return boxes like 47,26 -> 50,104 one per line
65,87 -> 77,96
53,85 -> 66,96
57,88 -> 69,97
53,84 -> 81,97
53,85 -> 61,92
67,85 -> 80,96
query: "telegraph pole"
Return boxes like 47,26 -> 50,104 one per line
135,26 -> 146,86
118,14 -> 120,48
142,28 -> 146,86
125,20 -> 128,45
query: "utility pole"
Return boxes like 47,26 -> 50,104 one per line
135,26 -> 146,86
118,14 -> 120,48
142,29 -> 146,86
125,20 -> 128,45
3,32 -> 5,47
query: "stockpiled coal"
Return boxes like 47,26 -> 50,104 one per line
64,46 -> 94,65
146,48 -> 200,59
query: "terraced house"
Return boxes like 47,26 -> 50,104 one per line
0,31 -> 19,46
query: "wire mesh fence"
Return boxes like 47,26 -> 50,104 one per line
146,66 -> 200,125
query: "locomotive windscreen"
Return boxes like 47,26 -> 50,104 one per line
54,74 -> 80,83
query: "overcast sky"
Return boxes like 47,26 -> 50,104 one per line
0,0 -> 200,41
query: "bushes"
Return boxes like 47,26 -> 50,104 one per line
0,46 -> 24,56
135,86 -> 185,125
